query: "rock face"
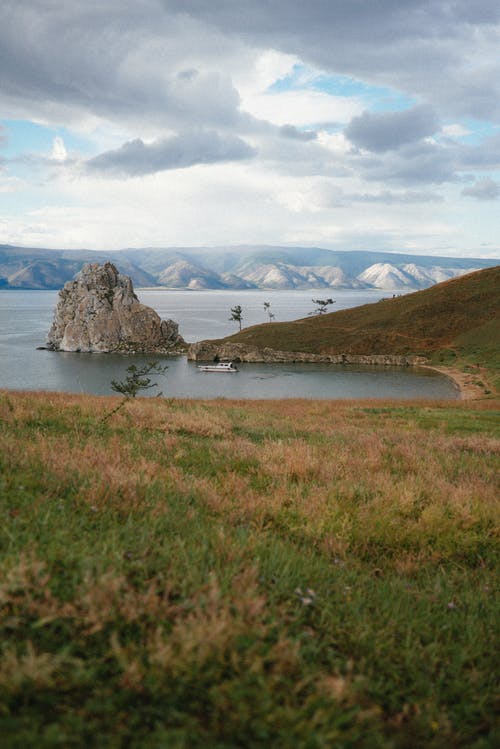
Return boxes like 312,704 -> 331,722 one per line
187,340 -> 427,367
46,262 -> 185,353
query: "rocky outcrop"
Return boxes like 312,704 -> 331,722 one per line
187,340 -> 427,367
46,262 -> 185,353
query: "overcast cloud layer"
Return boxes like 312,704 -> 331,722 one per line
0,0 -> 499,256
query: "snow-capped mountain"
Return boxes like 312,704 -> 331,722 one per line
233,262 -> 370,289
357,262 -> 480,290
0,244 -> 496,290
400,263 -> 473,286
158,261 -> 226,289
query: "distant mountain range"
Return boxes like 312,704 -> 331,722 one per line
0,244 -> 497,291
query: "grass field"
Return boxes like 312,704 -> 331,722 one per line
1,391 -> 498,747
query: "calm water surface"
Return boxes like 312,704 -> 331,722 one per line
0,288 -> 458,399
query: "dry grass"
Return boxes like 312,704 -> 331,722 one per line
2,392 -> 499,563
1,390 -> 499,747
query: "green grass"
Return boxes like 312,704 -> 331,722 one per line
0,392 -> 499,747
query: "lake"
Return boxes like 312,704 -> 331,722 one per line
0,288 -> 458,399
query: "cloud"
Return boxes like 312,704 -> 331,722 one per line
357,143 -> 457,185
441,123 -> 471,138
0,2 -> 250,134
0,175 -> 24,193
342,128 -> 500,188
241,88 -> 363,127
279,125 -> 317,141
1,1 -> 500,142
345,105 -> 439,152
1,1 -> 500,256
51,137 -> 68,162
350,190 -> 444,205
257,133 -> 348,178
274,180 -> 444,214
458,132 -> 500,170
348,133 -> 496,186
85,130 -> 256,176
462,178 -> 500,200
166,1 -> 500,122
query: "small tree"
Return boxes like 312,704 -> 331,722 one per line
102,361 -> 168,422
310,298 -> 335,315
229,304 -> 243,331
263,301 -> 275,322
110,361 -> 167,398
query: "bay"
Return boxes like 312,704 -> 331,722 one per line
0,288 -> 458,399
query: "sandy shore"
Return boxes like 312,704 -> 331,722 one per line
422,364 -> 492,400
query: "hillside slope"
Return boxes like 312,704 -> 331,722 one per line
219,266 -> 500,361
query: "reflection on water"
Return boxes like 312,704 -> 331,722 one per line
0,289 -> 458,400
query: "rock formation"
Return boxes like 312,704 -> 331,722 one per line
187,340 -> 427,367
46,262 -> 185,353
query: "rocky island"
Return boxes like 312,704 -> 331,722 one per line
46,262 -> 185,353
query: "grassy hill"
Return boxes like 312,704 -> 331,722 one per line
220,266 -> 500,389
0,391 -> 499,747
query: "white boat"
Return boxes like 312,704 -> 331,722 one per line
197,361 -> 238,373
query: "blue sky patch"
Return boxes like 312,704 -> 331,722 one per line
268,63 -> 415,112
1,120 -> 92,158
451,119 -> 500,145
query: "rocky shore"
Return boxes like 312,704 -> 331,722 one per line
187,341 -> 496,400
187,340 -> 427,368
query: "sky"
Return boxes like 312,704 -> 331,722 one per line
1,0 -> 500,258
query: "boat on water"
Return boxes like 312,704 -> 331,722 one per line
197,361 -> 238,373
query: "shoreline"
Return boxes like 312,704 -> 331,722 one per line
421,364 -> 491,400
187,340 -> 494,401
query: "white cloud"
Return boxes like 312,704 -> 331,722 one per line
241,89 -> 363,127
0,1 -> 499,258
51,137 -> 67,161
0,175 -> 25,193
234,49 -> 298,99
441,123 -> 471,138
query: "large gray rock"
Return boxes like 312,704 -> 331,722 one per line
46,262 -> 185,353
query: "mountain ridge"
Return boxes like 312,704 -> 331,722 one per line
0,243 -> 497,291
